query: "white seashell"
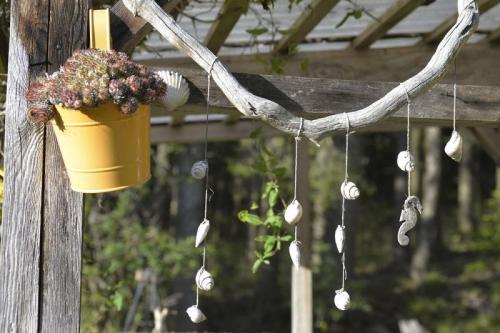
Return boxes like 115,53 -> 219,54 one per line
284,200 -> 303,225
397,150 -> 415,172
444,130 -> 463,162
191,160 -> 208,179
156,70 -> 190,111
195,219 -> 210,248
289,241 -> 301,269
340,181 -> 360,200
334,289 -> 351,311
195,267 -> 214,291
186,305 -> 206,323
335,225 -> 345,253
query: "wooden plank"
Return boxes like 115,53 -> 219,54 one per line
352,0 -> 429,49
487,27 -> 500,43
151,67 -> 500,127
141,44 -> 500,86
292,140 -> 312,333
204,0 -> 249,54
39,0 -> 89,331
110,0 -> 184,53
418,0 -> 500,45
273,0 -> 340,54
0,0 -> 48,331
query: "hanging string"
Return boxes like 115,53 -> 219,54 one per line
453,61 -> 457,132
196,57 -> 219,308
341,113 -> 350,290
401,83 -> 412,197
293,118 -> 304,243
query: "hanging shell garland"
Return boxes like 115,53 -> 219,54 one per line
186,305 -> 207,324
195,219 -> 210,248
340,180 -> 360,200
335,225 -> 345,253
334,289 -> 351,311
398,196 -> 423,246
284,199 -> 303,225
191,160 -> 208,179
156,70 -> 190,112
289,241 -> 301,269
397,150 -> 415,172
444,130 -> 463,162
195,267 -> 214,291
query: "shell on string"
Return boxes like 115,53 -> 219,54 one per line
335,225 -> 345,253
156,70 -> 190,112
195,267 -> 214,291
191,160 -> 208,180
340,180 -> 360,200
186,305 -> 207,324
284,199 -> 303,225
444,130 -> 463,162
397,150 -> 415,172
334,289 -> 351,311
195,218 -> 210,248
289,241 -> 301,270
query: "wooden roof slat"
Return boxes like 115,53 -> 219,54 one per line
204,0 -> 250,54
352,0 -> 429,50
110,0 -> 184,53
418,0 -> 500,45
273,0 -> 341,54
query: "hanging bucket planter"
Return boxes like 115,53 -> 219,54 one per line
51,102 -> 151,193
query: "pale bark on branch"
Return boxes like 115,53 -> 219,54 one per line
123,0 -> 479,142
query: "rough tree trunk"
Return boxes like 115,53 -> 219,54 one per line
411,127 -> 442,283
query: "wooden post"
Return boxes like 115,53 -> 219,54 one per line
292,140 -> 312,333
0,0 -> 89,331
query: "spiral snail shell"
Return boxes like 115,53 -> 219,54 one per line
186,305 -> 206,323
289,240 -> 301,270
397,150 -> 415,172
334,289 -> 351,311
191,160 -> 208,180
195,267 -> 214,291
284,199 -> 303,225
340,181 -> 360,200
444,130 -> 463,162
195,219 -> 210,248
335,225 -> 345,253
156,70 -> 190,111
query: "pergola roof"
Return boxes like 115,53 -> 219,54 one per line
133,0 -> 500,61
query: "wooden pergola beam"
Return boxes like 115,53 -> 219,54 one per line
352,0 -> 430,49
487,27 -> 500,43
110,0 -> 184,53
204,0 -> 249,54
418,0 -> 500,45
273,0 -> 340,54
152,67 -> 500,127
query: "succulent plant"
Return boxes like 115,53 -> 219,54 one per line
26,49 -> 167,123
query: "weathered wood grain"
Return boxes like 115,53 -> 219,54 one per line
204,0 -> 249,54
352,0 -> 430,49
273,0 -> 340,54
0,0 -> 48,331
123,0 -> 479,142
110,0 -> 182,53
151,68 -> 500,127
39,0 -> 89,331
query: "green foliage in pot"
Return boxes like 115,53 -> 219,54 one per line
26,48 -> 167,123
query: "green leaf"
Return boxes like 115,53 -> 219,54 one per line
238,210 -> 263,225
250,126 -> 263,139
110,291 -> 124,311
252,156 -> 268,173
250,202 -> 259,210
255,234 -> 274,242
262,181 -> 275,199
268,188 -> 279,208
252,259 -> 263,273
265,215 -> 284,228
246,27 -> 268,36
272,167 -> 287,179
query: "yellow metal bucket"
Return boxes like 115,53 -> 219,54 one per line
51,102 -> 151,193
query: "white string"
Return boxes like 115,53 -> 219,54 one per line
340,113 -> 350,290
197,58 -> 219,308
293,118 -> 304,244
401,84 -> 412,197
453,83 -> 457,131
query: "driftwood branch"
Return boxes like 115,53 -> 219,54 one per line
123,0 -> 479,142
